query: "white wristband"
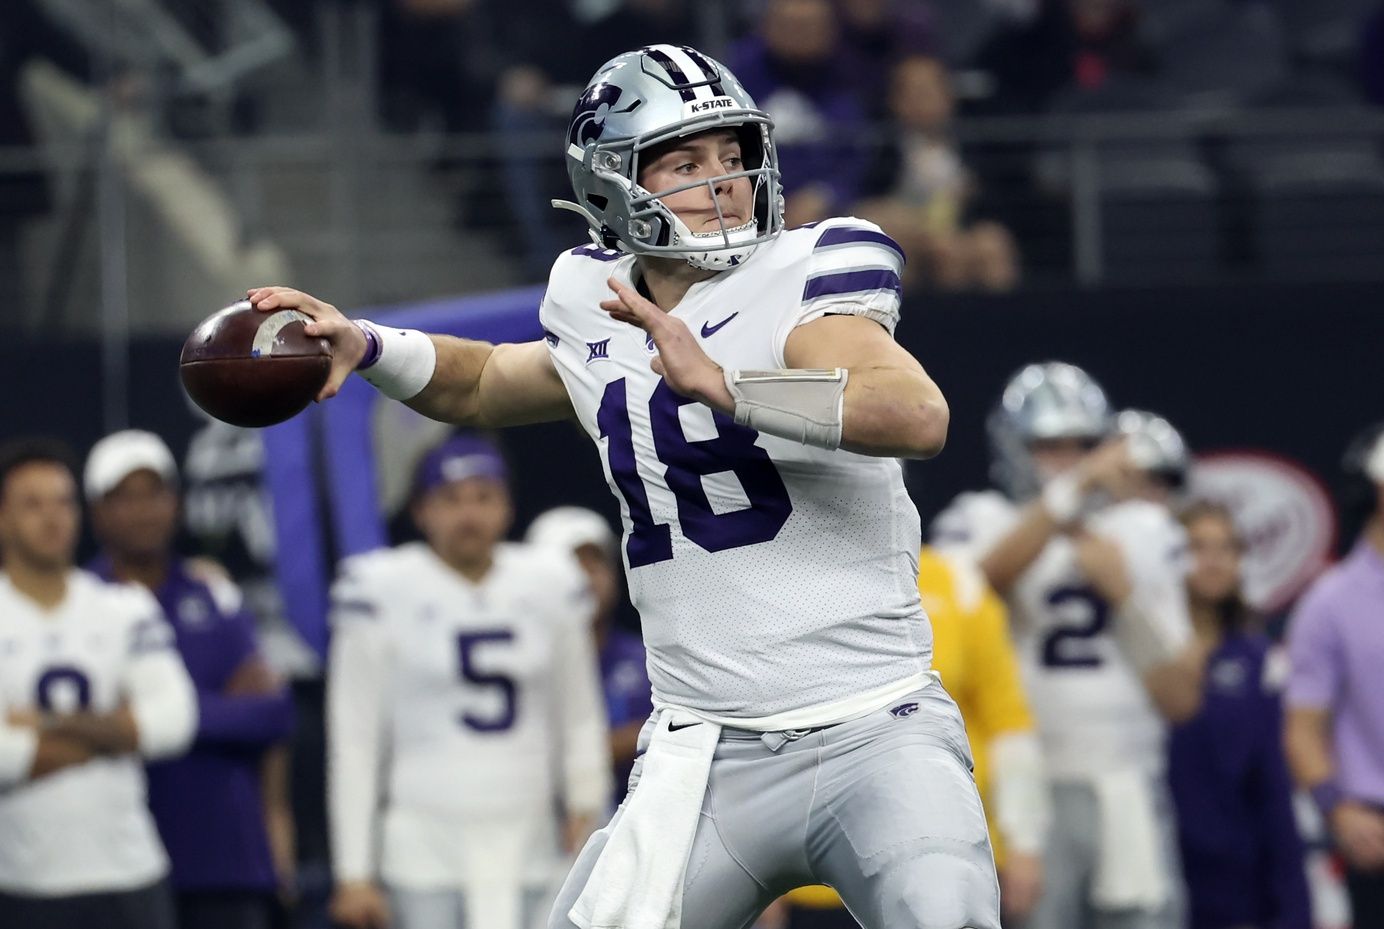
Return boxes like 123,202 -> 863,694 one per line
355,320 -> 437,401
1040,473 -> 1085,524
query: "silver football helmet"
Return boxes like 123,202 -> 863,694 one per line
553,44 -> 784,271
988,362 -> 1114,498
1117,409 -> 1189,489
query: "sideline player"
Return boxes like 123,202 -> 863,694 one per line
254,44 -> 998,929
0,439 -> 197,929
85,430 -> 296,929
525,506 -> 652,802
327,434 -> 610,929
932,363 -> 1206,929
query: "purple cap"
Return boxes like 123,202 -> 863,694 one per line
411,434 -> 509,499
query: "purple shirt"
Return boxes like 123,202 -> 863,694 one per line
1169,634 -> 1310,929
725,38 -> 869,210
92,558 -> 294,891
1285,541 -> 1384,804
600,629 -> 652,800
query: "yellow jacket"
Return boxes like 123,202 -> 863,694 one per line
787,547 -> 1036,908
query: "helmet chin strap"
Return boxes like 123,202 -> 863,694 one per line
672,215 -> 760,271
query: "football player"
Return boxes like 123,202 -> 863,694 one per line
525,506 -> 652,803
85,430 -> 296,929
326,435 -> 611,929
255,44 -> 998,929
0,439 -> 197,929
1115,409 -> 1190,508
932,363 -> 1207,929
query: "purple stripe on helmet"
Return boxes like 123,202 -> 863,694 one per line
801,268 -> 903,303
643,47 -> 698,102
813,226 -> 907,264
679,46 -> 724,95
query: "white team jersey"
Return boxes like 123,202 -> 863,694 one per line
539,218 -> 930,718
0,571 -> 189,895
932,491 -> 1192,779
327,542 -> 610,889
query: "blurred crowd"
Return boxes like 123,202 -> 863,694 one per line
4,0 -> 1384,326
1,361 -> 1382,929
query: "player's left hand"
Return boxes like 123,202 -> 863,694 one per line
601,278 -> 734,413
1073,531 -> 1133,605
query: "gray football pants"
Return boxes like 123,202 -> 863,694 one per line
1020,781 -> 1185,929
548,685 -> 1001,929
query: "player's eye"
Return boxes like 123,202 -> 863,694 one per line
675,162 -> 698,174
724,155 -> 743,169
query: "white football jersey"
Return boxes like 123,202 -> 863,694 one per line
932,492 -> 1192,779
0,571 -> 193,895
327,542 -> 611,889
539,219 -> 930,719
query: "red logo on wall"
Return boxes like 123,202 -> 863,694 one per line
1188,451 -> 1336,613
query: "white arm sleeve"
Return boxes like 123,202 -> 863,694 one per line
988,731 -> 1051,855
124,615 -> 199,760
1110,514 -> 1193,673
327,605 -> 391,883
0,724 -> 38,788
555,579 -> 612,817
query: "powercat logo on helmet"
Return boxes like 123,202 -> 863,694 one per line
570,84 -> 643,147
683,96 -> 740,117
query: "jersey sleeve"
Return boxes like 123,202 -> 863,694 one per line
547,555 -> 613,817
119,587 -> 199,760
326,553 -> 394,882
1284,583 -> 1342,711
1113,510 -> 1194,653
773,219 -> 905,364
959,571 -> 1050,855
929,492 -> 1018,564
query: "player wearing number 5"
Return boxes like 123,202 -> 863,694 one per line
326,434 -> 611,929
0,439 -> 197,929
258,44 -> 996,929
932,364 -> 1208,929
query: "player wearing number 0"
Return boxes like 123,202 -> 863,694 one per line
0,439 -> 197,929
326,434 -> 611,929
932,363 -> 1208,929
255,43 -> 997,929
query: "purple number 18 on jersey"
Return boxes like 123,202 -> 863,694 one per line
598,378 -> 792,568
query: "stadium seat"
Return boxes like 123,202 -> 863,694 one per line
1162,5 -> 1289,109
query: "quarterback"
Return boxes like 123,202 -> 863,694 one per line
253,45 -> 998,929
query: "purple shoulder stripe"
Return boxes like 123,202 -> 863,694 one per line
814,226 -> 906,263
570,244 -> 623,262
802,268 -> 903,303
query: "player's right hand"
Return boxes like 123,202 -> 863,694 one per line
248,286 -> 366,402
1332,801 -> 1384,869
330,880 -> 391,929
1076,436 -> 1138,498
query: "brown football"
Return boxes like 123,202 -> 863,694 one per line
180,301 -> 333,428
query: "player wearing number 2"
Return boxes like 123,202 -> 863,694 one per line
932,363 -> 1208,929
255,44 -> 998,929
326,434 -> 610,929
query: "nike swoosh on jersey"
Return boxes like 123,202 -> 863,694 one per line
700,312 -> 739,338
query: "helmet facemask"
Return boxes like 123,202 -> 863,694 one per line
577,119 -> 783,270
556,47 -> 786,271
